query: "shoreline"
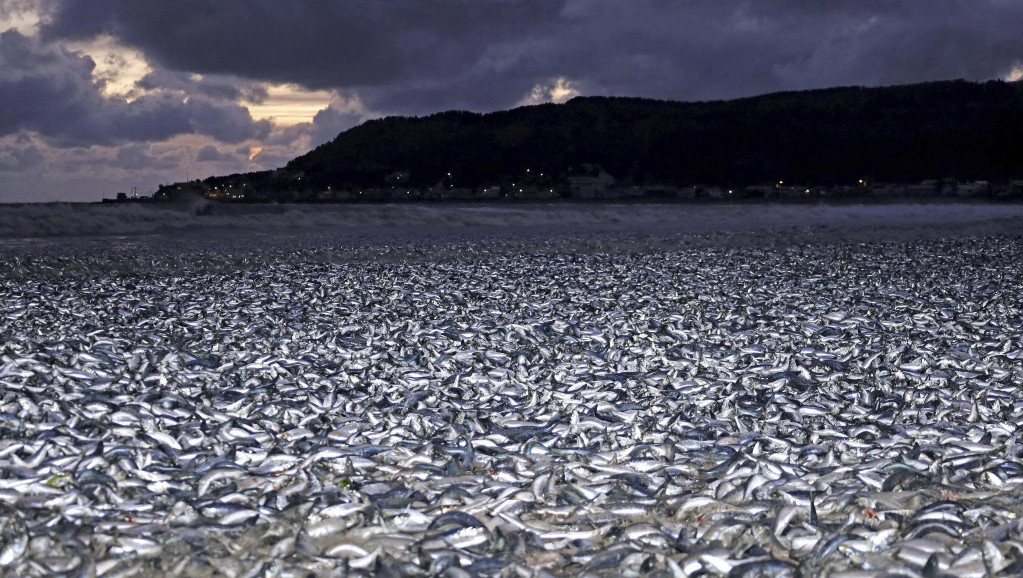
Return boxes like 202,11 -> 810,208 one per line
3,200 -> 1023,239
1,202 -> 1022,280
3,194 -> 1023,208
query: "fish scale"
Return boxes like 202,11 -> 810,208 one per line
1,232 -> 1022,576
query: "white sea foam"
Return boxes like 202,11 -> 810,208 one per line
1,200 -> 1023,243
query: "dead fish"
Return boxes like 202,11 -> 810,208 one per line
3,230 -> 1023,576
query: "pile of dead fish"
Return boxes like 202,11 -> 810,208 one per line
2,234 -> 1023,577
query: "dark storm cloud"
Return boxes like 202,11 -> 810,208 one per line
0,29 -> 271,146
40,0 -> 579,112
39,0 -> 1023,115
744,0 -> 1023,89
134,70 -> 265,103
305,103 -> 372,147
525,0 -> 1023,102
40,0 -> 564,91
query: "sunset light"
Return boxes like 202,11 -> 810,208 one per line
1007,63 -> 1023,82
243,84 -> 333,126
65,35 -> 153,100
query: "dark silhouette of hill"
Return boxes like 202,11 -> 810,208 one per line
206,79 -> 1023,197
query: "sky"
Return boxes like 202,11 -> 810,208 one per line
2,1 -> 1023,203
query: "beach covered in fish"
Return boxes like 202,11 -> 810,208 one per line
2,203 -> 1023,576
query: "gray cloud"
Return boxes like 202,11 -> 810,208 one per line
40,1 -> 564,92
113,143 -> 178,170
134,70 -> 260,103
196,144 -> 228,163
0,141 -> 44,171
0,29 -> 271,146
37,0 -> 1023,115
305,103 -> 373,147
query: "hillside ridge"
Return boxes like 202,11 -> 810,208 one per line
188,79 -> 1023,202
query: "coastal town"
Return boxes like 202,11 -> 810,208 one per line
112,166 -> 1023,204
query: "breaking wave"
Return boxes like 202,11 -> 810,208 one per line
1,202 -> 1022,244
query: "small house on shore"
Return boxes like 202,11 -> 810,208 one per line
568,165 -> 616,198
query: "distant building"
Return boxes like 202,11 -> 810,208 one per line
568,164 -> 616,198
154,181 -> 211,202
745,185 -> 777,198
1009,180 -> 1023,198
955,181 -> 990,197
479,186 -> 502,199
704,186 -> 726,199
907,180 -> 942,196
776,185 -> 815,199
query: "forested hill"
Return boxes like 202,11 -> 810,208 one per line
274,80 -> 1023,192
